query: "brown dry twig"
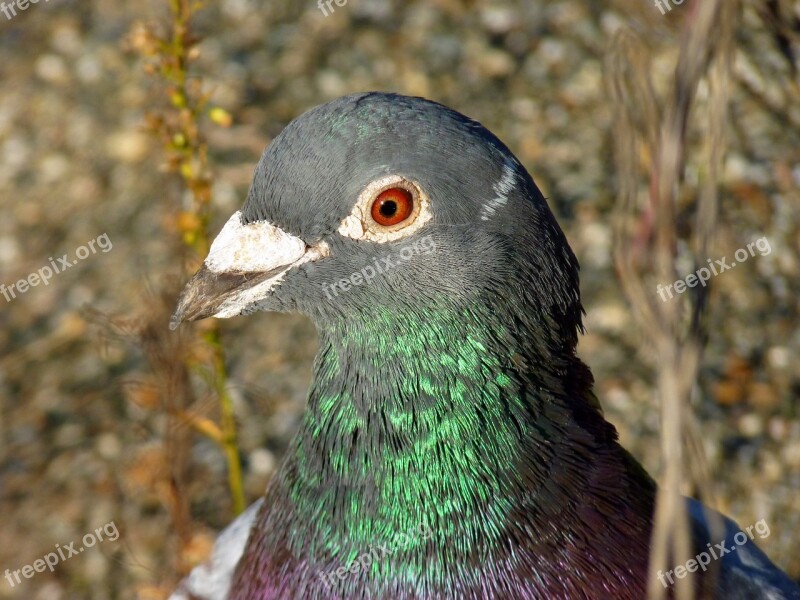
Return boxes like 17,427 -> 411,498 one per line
125,0 -> 244,517
605,1 -> 737,599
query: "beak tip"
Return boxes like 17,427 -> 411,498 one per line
169,314 -> 182,331
170,263 -> 230,329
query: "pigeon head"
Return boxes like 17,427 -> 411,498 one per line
173,92 -> 582,357
173,93 -> 660,599
169,94 -> 800,600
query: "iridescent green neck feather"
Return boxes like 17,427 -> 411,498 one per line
231,295 -> 656,599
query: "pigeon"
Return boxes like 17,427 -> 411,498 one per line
170,92 -> 800,600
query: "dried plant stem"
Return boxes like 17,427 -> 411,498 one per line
606,1 -> 737,599
167,0 -> 245,516
131,0 -> 245,515
205,328 -> 246,514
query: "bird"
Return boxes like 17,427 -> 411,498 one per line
169,92 -> 800,599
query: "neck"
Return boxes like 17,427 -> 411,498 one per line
232,300 -> 657,599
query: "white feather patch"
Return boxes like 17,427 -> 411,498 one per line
481,159 -> 518,221
169,499 -> 263,600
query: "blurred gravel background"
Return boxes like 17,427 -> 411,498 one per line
0,0 -> 798,598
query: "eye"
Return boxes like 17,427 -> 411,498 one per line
370,187 -> 414,227
338,175 -> 431,243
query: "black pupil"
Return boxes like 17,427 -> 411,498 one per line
380,200 -> 398,217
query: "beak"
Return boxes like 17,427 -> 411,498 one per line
170,211 -> 328,329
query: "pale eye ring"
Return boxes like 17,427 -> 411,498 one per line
338,175 -> 432,242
